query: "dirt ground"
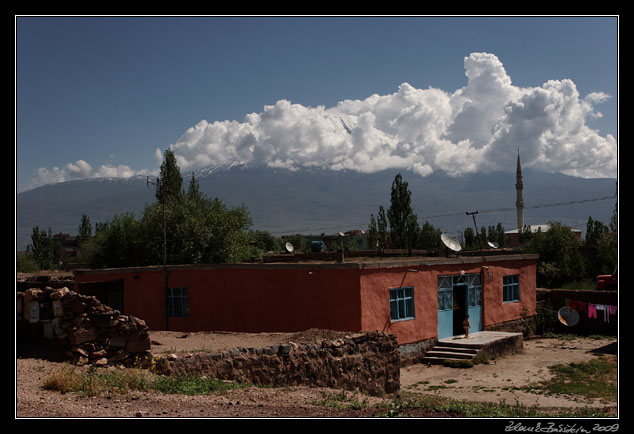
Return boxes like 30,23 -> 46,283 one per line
15,331 -> 618,418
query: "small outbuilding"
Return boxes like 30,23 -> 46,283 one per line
73,252 -> 537,349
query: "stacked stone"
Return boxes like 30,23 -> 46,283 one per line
17,287 -> 151,366
154,331 -> 399,396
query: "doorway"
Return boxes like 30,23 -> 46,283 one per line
437,273 -> 482,339
452,282 -> 468,336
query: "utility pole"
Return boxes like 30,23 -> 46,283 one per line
466,211 -> 483,251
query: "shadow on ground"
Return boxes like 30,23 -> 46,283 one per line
589,341 -> 617,355
17,338 -> 67,362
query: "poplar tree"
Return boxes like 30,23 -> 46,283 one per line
78,214 -> 92,243
156,148 -> 183,203
387,173 -> 416,249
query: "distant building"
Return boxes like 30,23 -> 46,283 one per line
505,224 -> 583,248
52,233 -> 79,259
285,230 -> 369,252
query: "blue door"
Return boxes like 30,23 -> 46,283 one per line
466,274 -> 482,333
437,276 -> 453,339
437,274 -> 482,338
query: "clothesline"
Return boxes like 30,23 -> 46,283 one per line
565,298 -> 617,323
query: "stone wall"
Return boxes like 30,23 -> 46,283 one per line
153,331 -> 400,396
17,287 -> 401,395
17,287 -> 151,366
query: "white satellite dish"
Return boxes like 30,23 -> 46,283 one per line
557,306 -> 580,327
441,233 -> 462,252
488,241 -> 499,249
285,242 -> 294,253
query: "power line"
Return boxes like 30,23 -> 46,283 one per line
272,194 -> 617,234
93,194 -> 616,238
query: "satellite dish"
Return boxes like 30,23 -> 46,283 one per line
339,232 -> 345,237
285,242 -> 294,253
557,306 -> 580,327
441,234 -> 462,252
488,241 -> 499,249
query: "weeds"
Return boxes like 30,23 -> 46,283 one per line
151,375 -> 248,395
373,393 -> 614,418
314,390 -> 370,410
43,363 -> 247,397
516,355 -> 617,404
541,356 -> 617,400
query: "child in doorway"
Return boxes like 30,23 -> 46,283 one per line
463,315 -> 471,338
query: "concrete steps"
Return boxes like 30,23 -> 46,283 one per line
421,342 -> 481,365
420,331 -> 524,366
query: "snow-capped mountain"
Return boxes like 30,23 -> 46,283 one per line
16,165 -> 617,251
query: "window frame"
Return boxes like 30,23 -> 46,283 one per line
389,286 -> 415,322
502,275 -> 520,303
166,287 -> 190,317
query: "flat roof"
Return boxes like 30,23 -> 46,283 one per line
73,253 -> 539,276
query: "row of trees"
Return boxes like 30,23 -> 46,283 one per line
19,165 -> 618,289
366,172 -> 618,289
367,174 -> 446,251
18,150 -> 279,271
18,227 -> 65,272
83,150 -> 265,268
518,217 -> 617,288
367,173 -> 509,252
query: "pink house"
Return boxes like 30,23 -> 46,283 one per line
74,253 -> 537,347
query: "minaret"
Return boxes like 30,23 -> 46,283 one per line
515,150 -> 524,230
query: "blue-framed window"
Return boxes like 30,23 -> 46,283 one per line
467,274 -> 482,307
390,286 -> 415,321
167,287 -> 190,317
437,276 -> 453,311
503,275 -> 520,302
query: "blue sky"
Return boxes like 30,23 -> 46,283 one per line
16,16 -> 618,192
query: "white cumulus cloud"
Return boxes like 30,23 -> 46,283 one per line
26,52 -> 617,190
25,160 -> 151,191
170,52 -> 616,179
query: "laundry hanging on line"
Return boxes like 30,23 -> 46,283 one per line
565,298 -> 617,323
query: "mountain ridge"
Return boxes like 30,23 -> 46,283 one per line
16,165 -> 617,251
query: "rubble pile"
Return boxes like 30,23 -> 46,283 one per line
17,287 -> 151,366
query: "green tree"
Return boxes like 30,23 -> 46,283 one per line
585,216 -> 609,247
387,173 -> 415,249
367,213 -> 378,250
17,251 -> 40,273
486,223 -> 509,248
419,221 -> 442,251
377,206 -> 389,250
250,230 -> 282,254
27,226 -> 62,270
521,221 -> 585,288
463,227 -> 476,250
596,231 -> 617,275
78,214 -> 92,243
84,160 -> 254,268
187,172 -> 203,204
84,213 -> 144,268
155,148 -> 183,204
